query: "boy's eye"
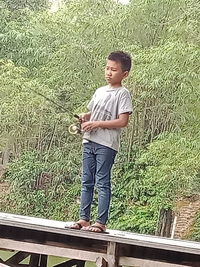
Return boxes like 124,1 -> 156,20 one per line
105,67 -> 117,71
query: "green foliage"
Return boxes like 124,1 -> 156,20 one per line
1,0 -> 49,11
189,213 -> 200,242
110,204 -> 157,234
5,149 -> 82,218
138,133 -> 200,204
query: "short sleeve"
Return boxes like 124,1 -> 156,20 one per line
87,93 -> 96,111
118,91 -> 133,115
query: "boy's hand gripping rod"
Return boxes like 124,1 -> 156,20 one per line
68,114 -> 82,135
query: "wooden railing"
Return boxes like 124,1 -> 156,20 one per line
0,212 -> 200,267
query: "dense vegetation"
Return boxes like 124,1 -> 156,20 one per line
0,0 -> 199,238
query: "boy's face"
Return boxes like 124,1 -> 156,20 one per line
105,60 -> 129,87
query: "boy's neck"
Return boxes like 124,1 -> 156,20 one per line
108,83 -> 122,88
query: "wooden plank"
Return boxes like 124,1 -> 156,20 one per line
119,256 -> 190,267
0,264 -> 10,267
0,239 -> 107,263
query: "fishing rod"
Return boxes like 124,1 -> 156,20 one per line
30,88 -> 69,113
30,88 -> 81,135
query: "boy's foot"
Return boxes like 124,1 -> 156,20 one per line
66,220 -> 90,230
82,222 -> 107,233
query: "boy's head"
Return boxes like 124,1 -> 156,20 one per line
108,51 -> 132,72
105,51 -> 132,87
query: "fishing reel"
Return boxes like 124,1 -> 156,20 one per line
68,114 -> 82,135
68,123 -> 81,135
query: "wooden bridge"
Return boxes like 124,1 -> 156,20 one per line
0,212 -> 200,267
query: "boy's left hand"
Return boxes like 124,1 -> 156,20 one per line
81,121 -> 100,132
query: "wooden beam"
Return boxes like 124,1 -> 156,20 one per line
119,256 -> 190,267
0,239 -> 107,263
0,264 -> 10,267
1,212 -> 200,256
0,263 -> 29,267
5,252 -> 30,265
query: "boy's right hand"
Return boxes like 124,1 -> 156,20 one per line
78,113 -> 91,123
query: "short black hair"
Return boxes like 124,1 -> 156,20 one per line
107,51 -> 132,72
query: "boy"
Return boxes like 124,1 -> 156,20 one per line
69,51 -> 132,233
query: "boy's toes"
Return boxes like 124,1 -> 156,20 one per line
82,223 -> 106,233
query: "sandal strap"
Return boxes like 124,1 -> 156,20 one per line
66,222 -> 82,229
74,222 -> 82,229
91,225 -> 105,232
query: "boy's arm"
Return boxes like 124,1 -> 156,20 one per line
82,113 -> 130,131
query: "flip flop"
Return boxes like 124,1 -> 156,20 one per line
82,224 -> 109,234
65,222 -> 83,230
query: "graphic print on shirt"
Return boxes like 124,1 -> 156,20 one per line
92,93 -> 113,121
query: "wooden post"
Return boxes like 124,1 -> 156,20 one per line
39,255 -> 48,267
107,242 -> 119,267
29,254 -> 40,267
76,261 -> 85,267
2,148 -> 10,168
156,208 -> 173,237
96,257 -> 107,267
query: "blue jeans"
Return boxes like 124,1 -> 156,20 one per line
80,141 -> 117,225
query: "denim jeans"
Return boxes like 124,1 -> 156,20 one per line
80,141 -> 117,225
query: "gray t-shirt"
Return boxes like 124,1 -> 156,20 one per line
83,85 -> 133,151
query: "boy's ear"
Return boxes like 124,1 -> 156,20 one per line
123,71 -> 129,78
